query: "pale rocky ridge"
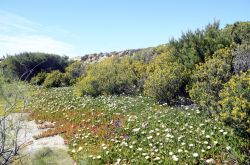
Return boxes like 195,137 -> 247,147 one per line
72,47 -> 156,63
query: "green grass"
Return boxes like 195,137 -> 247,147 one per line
0,100 -> 3,115
0,99 -> 26,116
12,148 -> 75,165
27,87 -> 249,164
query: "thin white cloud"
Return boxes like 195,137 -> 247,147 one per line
0,10 -> 40,34
0,34 -> 79,56
0,10 -> 80,57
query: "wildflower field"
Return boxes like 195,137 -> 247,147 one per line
27,87 -> 249,164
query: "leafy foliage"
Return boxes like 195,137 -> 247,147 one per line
0,52 -> 69,80
223,21 -> 250,45
43,70 -> 72,88
76,57 -> 146,96
65,61 -> 86,79
30,72 -> 47,85
144,46 -> 188,103
0,67 -> 17,83
169,21 -> 232,70
189,48 -> 234,112
219,70 -> 250,136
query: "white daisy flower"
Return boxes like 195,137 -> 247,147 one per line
193,153 -> 199,157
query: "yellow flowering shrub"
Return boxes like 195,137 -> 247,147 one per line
219,70 -> 250,135
144,46 -> 189,103
189,48 -> 233,112
75,57 -> 147,96
44,70 -> 72,88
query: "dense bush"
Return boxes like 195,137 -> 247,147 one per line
223,21 -> 250,45
144,46 -> 188,103
0,68 -> 17,83
65,61 -> 86,79
189,48 -> 234,113
169,21 -> 232,70
0,52 -> 69,80
30,72 -> 47,85
43,70 -> 72,88
75,57 -> 146,96
219,70 -> 250,136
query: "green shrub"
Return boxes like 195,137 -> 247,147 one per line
189,48 -> 233,113
61,73 -> 72,87
219,70 -> 250,136
75,57 -> 146,96
65,61 -> 86,79
1,52 -> 68,80
144,47 -> 188,103
223,21 -> 250,45
30,72 -> 47,85
75,74 -> 100,97
43,71 -> 71,88
0,68 -> 16,83
169,21 -> 232,70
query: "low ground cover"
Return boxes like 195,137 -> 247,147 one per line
27,87 -> 249,164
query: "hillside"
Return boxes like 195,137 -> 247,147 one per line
0,21 -> 249,164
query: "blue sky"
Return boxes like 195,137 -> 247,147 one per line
0,0 -> 249,57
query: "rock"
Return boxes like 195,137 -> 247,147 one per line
74,48 -> 144,63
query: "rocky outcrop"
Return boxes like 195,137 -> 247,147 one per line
73,48 -> 143,63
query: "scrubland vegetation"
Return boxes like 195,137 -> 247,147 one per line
0,21 -> 249,164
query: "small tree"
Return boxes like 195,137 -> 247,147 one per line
0,69 -> 28,164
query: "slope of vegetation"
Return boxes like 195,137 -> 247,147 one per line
1,21 -> 250,164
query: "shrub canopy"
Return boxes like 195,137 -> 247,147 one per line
0,52 -> 68,80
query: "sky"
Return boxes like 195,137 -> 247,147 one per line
0,0 -> 249,58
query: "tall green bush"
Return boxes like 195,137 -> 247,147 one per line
169,21 -> 232,70
144,46 -> 188,103
223,21 -> 250,45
